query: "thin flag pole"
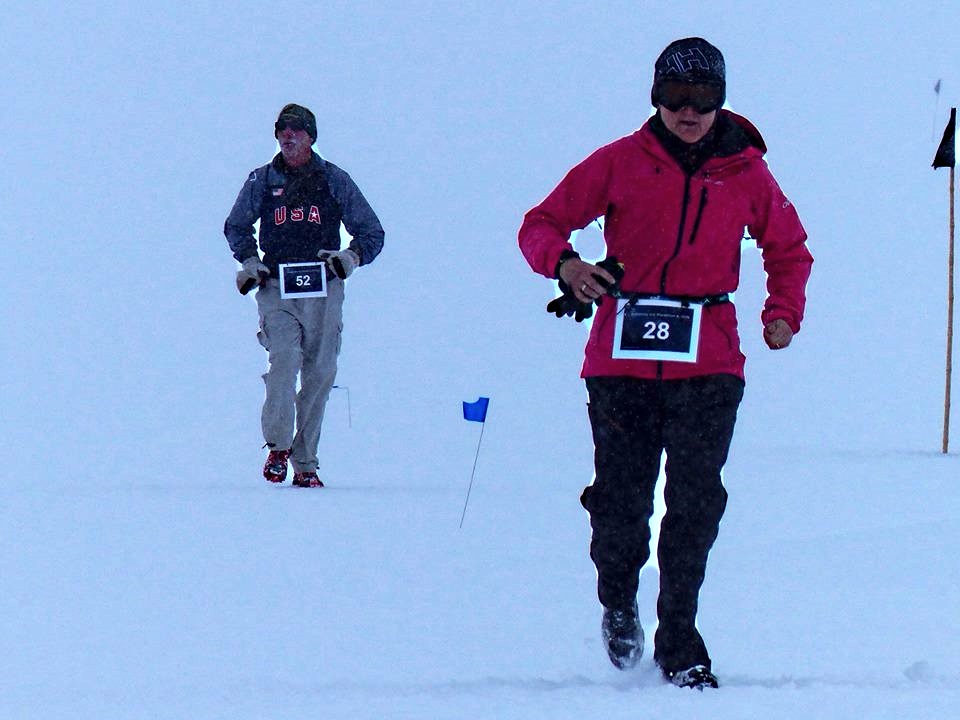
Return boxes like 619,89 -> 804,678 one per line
459,420 -> 486,529
935,107 -> 956,453
944,162 -> 956,454
459,397 -> 490,527
332,385 -> 352,428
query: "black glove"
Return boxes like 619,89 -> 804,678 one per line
546,256 -> 624,322
593,256 -> 625,295
546,286 -> 594,322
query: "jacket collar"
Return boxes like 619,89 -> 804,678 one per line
271,150 -> 324,176
637,110 -> 766,172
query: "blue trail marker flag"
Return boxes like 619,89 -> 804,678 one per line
462,396 -> 490,423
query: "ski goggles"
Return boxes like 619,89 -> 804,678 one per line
657,80 -> 723,114
275,117 -> 308,134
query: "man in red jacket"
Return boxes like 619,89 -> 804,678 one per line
519,37 -> 812,689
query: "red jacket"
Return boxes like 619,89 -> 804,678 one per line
519,110 -> 812,381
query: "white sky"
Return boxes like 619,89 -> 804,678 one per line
4,1 -> 960,467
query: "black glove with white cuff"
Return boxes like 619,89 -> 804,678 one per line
317,249 -> 360,280
237,256 -> 269,295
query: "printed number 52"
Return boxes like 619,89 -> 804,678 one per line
295,275 -> 311,287
643,321 -> 670,340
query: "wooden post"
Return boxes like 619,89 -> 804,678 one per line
937,108 -> 956,453
945,163 -> 956,454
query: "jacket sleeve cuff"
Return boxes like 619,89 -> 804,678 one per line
553,249 -> 581,279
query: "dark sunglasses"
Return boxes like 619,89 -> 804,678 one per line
658,81 -> 723,114
275,117 -> 307,133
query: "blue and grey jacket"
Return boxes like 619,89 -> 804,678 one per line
224,152 -> 384,276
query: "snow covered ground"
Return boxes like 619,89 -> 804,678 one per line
2,419 -> 959,718
4,2 -> 960,717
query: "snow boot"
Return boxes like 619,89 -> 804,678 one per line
263,447 -> 291,483
601,601 -> 643,669
292,471 -> 324,488
664,664 -> 719,690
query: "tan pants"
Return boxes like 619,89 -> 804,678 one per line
255,278 -> 344,474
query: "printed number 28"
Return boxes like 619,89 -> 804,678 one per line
295,275 -> 311,287
643,321 -> 670,340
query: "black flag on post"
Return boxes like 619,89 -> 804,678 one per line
933,107 -> 956,169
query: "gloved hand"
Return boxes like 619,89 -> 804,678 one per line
317,248 -> 360,280
547,256 -> 624,322
547,289 -> 595,322
236,256 -> 269,295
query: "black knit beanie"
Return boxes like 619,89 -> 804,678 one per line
651,38 -> 726,108
275,103 -> 318,142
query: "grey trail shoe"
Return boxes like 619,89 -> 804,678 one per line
664,664 -> 719,690
601,601 -> 643,669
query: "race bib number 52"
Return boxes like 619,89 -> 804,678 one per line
612,298 -> 702,363
279,262 -> 327,299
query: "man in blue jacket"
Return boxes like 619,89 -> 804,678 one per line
225,103 -> 384,487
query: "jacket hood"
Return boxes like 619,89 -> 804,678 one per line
723,110 -> 767,154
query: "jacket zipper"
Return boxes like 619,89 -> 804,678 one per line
687,185 -> 708,245
656,173 -> 696,381
659,174 -> 692,294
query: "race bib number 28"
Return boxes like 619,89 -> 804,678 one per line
279,262 -> 327,299
612,298 -> 702,363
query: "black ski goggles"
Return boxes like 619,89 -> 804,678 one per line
275,117 -> 308,134
657,80 -> 723,114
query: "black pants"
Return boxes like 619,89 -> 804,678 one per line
581,374 -> 744,674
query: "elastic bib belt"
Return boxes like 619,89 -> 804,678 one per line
619,292 -> 730,307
